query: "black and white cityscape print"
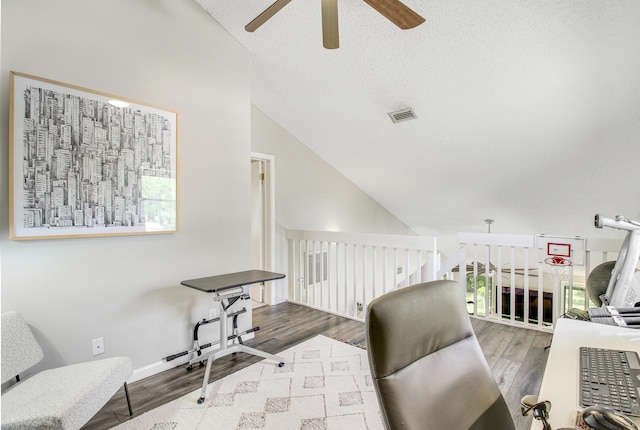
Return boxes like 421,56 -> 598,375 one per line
14,76 -> 177,238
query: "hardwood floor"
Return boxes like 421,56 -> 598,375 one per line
82,302 -> 552,430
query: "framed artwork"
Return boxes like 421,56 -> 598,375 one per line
9,71 -> 179,240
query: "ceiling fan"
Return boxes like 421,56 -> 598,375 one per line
244,0 -> 425,49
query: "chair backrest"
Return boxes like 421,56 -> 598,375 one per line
1,311 -> 44,384
366,280 -> 515,430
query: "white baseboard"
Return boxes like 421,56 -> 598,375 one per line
272,296 -> 286,305
129,352 -> 193,383
128,332 -> 256,383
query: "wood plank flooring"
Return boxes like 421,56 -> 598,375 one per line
82,302 -> 552,430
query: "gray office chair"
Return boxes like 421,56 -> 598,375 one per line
366,279 -> 516,429
1,311 -> 133,429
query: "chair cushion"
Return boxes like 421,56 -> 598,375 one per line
1,356 -> 132,430
367,279 -> 474,378
366,280 -> 515,430
1,311 -> 44,383
375,336 -> 512,429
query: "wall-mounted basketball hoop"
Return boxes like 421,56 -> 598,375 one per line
544,256 -> 573,266
535,235 -> 585,266
544,242 -> 573,266
536,236 -> 581,322
547,242 -> 571,258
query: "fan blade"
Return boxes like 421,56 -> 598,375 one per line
363,0 -> 425,29
245,0 -> 293,32
321,0 -> 339,49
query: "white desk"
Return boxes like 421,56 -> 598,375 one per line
533,319 -> 640,429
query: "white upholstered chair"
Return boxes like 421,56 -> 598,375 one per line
1,310 -> 133,430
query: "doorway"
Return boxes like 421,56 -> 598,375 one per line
250,153 -> 275,307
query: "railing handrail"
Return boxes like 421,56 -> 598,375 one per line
285,229 -> 437,251
458,232 -> 535,248
437,246 -> 465,279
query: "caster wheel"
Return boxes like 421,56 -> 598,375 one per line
197,397 -> 205,404
277,362 -> 285,368
186,365 -> 193,372
199,361 -> 204,368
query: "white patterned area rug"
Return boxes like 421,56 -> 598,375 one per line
114,335 -> 383,430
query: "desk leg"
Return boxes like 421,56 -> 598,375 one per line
197,299 -> 285,404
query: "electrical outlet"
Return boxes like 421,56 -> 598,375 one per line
92,337 -> 104,356
209,308 -> 219,320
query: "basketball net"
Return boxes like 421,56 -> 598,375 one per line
544,256 -> 573,267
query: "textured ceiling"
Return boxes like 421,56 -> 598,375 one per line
195,0 -> 640,240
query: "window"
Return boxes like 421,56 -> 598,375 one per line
563,284 -> 587,312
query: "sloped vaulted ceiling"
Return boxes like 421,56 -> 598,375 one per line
195,0 -> 640,239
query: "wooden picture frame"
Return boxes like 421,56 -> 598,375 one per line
9,71 -> 179,240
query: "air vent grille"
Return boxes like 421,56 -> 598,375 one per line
388,108 -> 417,123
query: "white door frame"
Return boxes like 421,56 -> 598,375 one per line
251,152 -> 277,304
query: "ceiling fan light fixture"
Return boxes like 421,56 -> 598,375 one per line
245,0 -> 424,49
388,107 -> 417,123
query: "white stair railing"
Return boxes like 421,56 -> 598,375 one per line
285,229 -> 623,331
286,230 -> 439,320
440,233 -> 623,332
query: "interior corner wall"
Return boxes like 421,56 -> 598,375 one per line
250,106 -> 417,304
0,0 -> 252,379
250,106 -> 415,236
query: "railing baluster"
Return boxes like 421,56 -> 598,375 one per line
311,240 -> 317,307
291,238 -> 298,302
304,240 -> 313,305
344,242 -> 348,315
464,244 -> 476,316
327,242 -> 332,313
297,239 -> 302,302
362,245 -> 367,318
394,248 -> 398,291
496,246 -> 503,321
383,247 -> 388,294
372,246 -> 377,301
405,249 -> 410,288
320,241 -> 326,310
353,244 -> 358,317
336,243 -> 341,314
417,250 -> 422,284
523,247 -> 530,324
510,246 -> 516,323
484,244 -> 490,317
537,259 -> 544,329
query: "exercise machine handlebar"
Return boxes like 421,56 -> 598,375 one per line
595,214 -> 640,232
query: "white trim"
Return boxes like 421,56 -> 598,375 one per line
250,152 -> 278,305
286,230 -> 437,251
129,355 -> 192,383
129,335 -> 257,383
458,232 -> 534,248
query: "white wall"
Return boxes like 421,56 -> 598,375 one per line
251,106 -> 414,235
1,0 -> 252,379
250,106 -> 417,303
0,0 -> 419,382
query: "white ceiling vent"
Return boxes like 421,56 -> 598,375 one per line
387,107 -> 417,123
